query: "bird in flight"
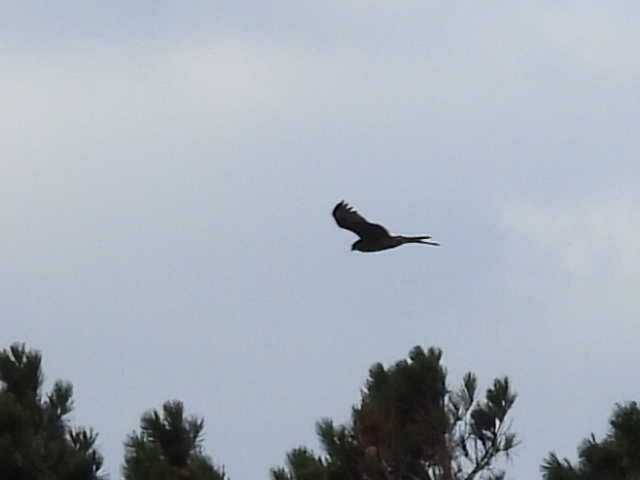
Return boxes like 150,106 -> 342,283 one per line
332,201 -> 440,252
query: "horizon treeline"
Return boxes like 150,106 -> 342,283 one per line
0,342 -> 637,479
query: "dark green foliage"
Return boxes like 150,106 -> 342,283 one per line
0,342 -> 103,480
542,401 -> 640,480
273,346 -> 518,480
0,343 -> 43,405
140,401 -> 204,468
315,420 -> 363,480
271,447 -> 327,480
122,400 -> 226,480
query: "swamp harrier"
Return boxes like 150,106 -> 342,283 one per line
332,201 -> 440,252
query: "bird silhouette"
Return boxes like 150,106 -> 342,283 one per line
332,201 -> 439,252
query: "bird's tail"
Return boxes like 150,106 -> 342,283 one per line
399,235 -> 440,246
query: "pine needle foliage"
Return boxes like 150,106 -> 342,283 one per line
123,400 -> 226,480
0,343 -> 104,480
273,346 -> 518,480
542,401 -> 640,480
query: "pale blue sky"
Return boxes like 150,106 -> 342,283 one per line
3,2 -> 640,479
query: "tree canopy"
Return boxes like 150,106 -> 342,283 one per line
542,401 -> 640,480
272,346 -> 517,480
123,399 -> 226,480
0,343 -> 103,480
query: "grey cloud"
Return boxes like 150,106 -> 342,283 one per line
3,3 -> 640,479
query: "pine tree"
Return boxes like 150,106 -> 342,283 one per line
0,342 -> 103,480
272,346 -> 517,480
542,401 -> 640,480
122,400 -> 226,480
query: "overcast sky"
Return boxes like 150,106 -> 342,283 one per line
3,2 -> 640,479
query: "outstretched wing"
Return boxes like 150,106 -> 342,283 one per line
332,201 -> 390,239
